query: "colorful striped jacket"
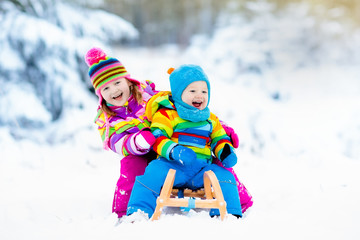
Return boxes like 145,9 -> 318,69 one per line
94,80 -> 157,157
145,91 -> 234,163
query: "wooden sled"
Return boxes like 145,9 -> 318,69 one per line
151,169 -> 227,220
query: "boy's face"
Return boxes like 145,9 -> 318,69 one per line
100,77 -> 131,106
181,81 -> 208,110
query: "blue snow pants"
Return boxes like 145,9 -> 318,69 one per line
126,157 -> 242,218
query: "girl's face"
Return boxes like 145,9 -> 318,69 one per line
181,81 -> 208,110
100,77 -> 132,106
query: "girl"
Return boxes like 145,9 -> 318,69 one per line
85,48 -> 252,219
85,47 -> 158,218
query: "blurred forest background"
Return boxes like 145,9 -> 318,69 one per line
80,0 -> 360,46
6,0 -> 360,46
82,0 -> 360,46
81,0 -> 360,46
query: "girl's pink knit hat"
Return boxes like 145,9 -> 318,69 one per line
84,47 -> 140,104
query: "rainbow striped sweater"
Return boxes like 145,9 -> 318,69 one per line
145,91 -> 234,163
94,80 -> 157,157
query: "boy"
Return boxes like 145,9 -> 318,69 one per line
126,64 -> 242,220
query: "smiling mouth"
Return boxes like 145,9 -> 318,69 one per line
192,101 -> 202,108
113,92 -> 123,100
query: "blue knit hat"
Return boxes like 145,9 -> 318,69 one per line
168,64 -> 211,122
169,64 -> 211,105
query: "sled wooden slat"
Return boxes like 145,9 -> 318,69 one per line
151,169 -> 227,221
171,189 -> 206,198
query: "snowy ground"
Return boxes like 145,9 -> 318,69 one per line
1,45 -> 360,240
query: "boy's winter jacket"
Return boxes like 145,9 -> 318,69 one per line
145,91 -> 235,164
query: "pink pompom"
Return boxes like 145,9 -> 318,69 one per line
85,47 -> 107,66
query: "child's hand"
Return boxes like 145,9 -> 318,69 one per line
220,144 -> 237,168
170,145 -> 196,166
134,128 -> 156,152
222,152 -> 237,168
221,123 -> 239,148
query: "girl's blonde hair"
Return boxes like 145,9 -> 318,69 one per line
101,82 -> 143,117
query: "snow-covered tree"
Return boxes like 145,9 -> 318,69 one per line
0,0 -> 138,131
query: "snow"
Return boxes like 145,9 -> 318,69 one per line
1,1 -> 360,240
0,0 -> 139,127
0,83 -> 52,126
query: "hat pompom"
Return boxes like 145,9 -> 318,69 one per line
85,47 -> 107,66
167,67 -> 175,74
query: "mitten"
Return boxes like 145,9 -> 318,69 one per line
221,123 -> 239,148
219,144 -> 237,168
170,145 -> 197,166
134,128 -> 156,152
222,152 -> 237,168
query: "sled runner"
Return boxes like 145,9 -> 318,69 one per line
151,169 -> 227,220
